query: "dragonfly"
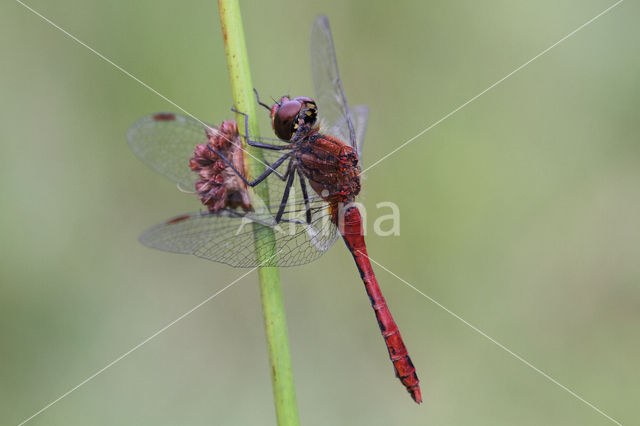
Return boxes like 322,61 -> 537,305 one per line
127,15 -> 421,403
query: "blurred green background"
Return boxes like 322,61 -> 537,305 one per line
1,1 -> 638,425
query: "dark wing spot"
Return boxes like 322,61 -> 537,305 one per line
153,113 -> 176,121
166,215 -> 190,224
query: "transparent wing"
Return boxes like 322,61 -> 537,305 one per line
127,113 -> 209,189
332,105 -> 369,160
127,113 -> 288,190
130,112 -> 342,266
352,105 -> 369,159
140,190 -> 339,268
310,15 -> 357,149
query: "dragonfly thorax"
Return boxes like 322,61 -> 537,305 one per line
296,131 -> 361,204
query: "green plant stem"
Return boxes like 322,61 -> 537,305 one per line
218,1 -> 300,425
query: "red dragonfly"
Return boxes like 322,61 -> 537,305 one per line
128,15 -> 421,403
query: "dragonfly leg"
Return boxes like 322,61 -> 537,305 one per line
268,159 -> 290,181
245,154 -> 292,186
253,88 -> 272,111
254,156 -> 291,182
296,169 -> 313,225
207,145 -> 290,187
230,106 -> 288,150
274,162 -> 297,223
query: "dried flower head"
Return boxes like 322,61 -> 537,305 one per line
189,121 -> 252,212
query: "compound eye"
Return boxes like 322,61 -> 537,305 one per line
272,100 -> 302,140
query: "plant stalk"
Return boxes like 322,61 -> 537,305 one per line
218,1 -> 300,425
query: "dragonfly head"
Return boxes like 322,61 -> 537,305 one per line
270,96 -> 317,141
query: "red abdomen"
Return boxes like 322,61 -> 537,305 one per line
339,205 -> 422,403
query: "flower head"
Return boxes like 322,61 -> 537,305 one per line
189,121 -> 252,212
